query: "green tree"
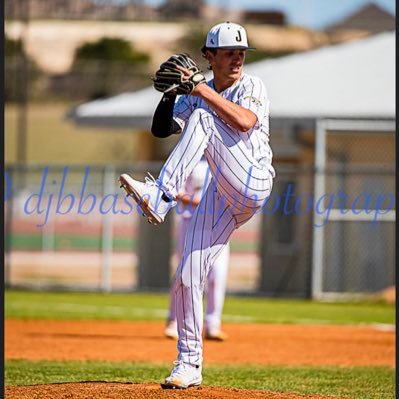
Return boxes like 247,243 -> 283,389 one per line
69,37 -> 151,99
73,37 -> 149,65
4,35 -> 44,102
175,24 -> 209,70
5,35 -> 23,56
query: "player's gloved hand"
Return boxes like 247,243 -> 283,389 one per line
152,53 -> 206,96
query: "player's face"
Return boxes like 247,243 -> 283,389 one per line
208,49 -> 246,81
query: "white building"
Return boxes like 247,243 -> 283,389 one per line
69,32 -> 395,299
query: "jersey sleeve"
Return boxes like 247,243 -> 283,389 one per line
173,95 -> 192,131
238,76 -> 269,130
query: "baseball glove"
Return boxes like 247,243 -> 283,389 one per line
152,53 -> 206,95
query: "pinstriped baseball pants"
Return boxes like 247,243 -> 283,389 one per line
158,108 -> 274,366
168,215 -> 230,333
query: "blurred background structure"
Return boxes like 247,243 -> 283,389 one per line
4,0 -> 396,300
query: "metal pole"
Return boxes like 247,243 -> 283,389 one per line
4,168 -> 14,288
16,0 -> 30,170
311,119 -> 327,299
101,166 -> 115,292
42,213 -> 56,252
324,119 -> 395,132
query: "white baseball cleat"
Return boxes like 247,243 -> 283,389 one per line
164,320 -> 178,340
205,329 -> 228,341
118,173 -> 174,225
161,360 -> 202,389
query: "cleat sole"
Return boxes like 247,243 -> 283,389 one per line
161,382 -> 201,390
118,176 -> 163,225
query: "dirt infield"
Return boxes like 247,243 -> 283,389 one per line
6,320 -> 394,367
6,382 -> 347,399
6,320 -> 394,398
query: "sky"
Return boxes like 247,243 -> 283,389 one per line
144,0 -> 396,30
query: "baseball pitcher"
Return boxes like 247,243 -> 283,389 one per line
119,21 -> 275,389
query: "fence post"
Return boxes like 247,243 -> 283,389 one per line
137,212 -> 173,290
311,119 -> 327,300
101,165 -> 115,292
42,213 -> 56,252
4,167 -> 14,288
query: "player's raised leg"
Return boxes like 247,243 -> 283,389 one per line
120,108 -> 272,225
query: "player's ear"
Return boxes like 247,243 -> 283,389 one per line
202,49 -> 214,71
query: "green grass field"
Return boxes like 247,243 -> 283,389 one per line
5,290 -> 395,324
8,233 -> 135,251
5,290 -> 395,399
8,232 -> 256,252
5,360 -> 394,399
5,103 -> 139,165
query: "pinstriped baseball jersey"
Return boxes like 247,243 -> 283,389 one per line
173,73 -> 275,175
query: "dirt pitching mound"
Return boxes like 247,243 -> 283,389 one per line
5,382 -> 345,399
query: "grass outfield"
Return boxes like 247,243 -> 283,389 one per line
5,103 -> 138,165
5,290 -> 395,324
8,233 -> 256,252
5,360 -> 395,399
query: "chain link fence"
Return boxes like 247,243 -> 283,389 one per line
4,146 -> 395,297
4,163 -> 263,293
312,120 -> 395,299
5,164 -> 140,291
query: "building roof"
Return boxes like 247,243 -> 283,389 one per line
244,31 -> 394,119
325,3 -> 395,34
69,32 -> 395,128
